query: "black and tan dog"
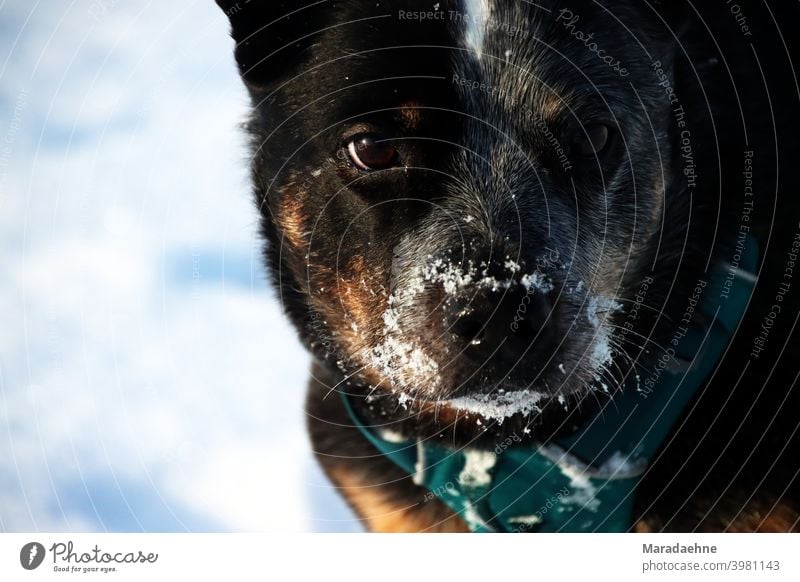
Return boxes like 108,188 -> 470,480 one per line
217,0 -> 800,532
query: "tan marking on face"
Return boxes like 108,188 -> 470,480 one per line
332,281 -> 384,380
306,254 -> 390,383
277,187 -> 309,250
538,93 -> 566,121
338,255 -> 386,331
328,465 -> 470,532
397,100 -> 424,130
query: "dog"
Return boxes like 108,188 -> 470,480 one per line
216,0 -> 800,532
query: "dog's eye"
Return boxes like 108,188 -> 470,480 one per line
346,135 -> 397,171
573,124 -> 611,157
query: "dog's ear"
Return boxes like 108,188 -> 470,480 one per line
216,1 -> 327,87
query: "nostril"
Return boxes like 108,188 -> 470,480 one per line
512,316 -> 537,340
451,314 -> 486,344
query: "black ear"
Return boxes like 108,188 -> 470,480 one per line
216,1 -> 328,87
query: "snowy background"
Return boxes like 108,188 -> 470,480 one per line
0,0 -> 359,532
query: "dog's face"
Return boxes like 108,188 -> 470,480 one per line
220,0 -> 682,432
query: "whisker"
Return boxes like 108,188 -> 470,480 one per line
323,364 -> 369,400
611,297 -> 674,323
604,323 -> 672,356
607,337 -> 656,378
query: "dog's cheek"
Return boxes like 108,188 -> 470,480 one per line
580,166 -> 668,300
275,184 -> 311,253
309,256 -> 392,380
605,171 -> 669,294
274,179 -> 394,365
337,255 -> 387,333
330,256 -> 392,371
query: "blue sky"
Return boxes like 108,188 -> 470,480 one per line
0,0 -> 359,532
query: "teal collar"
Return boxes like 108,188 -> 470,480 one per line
342,238 -> 759,532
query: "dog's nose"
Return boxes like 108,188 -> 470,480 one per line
446,286 -> 555,368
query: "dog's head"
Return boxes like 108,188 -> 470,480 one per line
219,0 -> 690,434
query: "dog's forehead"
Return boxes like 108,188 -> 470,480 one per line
452,0 -> 640,115
461,0 -> 490,57
453,1 -> 578,122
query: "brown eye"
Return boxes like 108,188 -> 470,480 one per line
574,123 -> 610,157
347,135 -> 397,170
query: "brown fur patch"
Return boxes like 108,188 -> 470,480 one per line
635,497 -> 800,532
725,500 -> 800,533
328,465 -> 470,533
396,101 -> 424,130
324,255 -> 391,383
538,92 -> 567,122
277,187 -> 309,250
338,255 -> 386,331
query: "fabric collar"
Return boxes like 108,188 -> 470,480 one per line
341,237 -> 759,532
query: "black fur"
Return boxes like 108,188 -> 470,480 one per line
218,0 -> 800,531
